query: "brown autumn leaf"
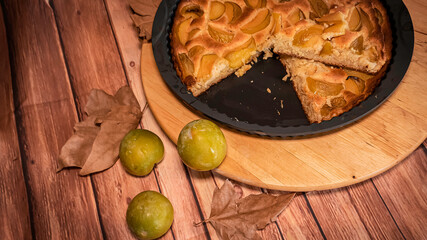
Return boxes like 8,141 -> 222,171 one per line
129,0 -> 162,40
58,86 -> 142,175
205,180 -> 295,239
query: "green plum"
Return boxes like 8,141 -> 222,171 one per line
120,129 -> 164,176
177,119 -> 227,171
126,191 -> 174,240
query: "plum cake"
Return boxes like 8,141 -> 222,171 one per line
170,0 -> 392,122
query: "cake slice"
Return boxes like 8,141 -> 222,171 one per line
280,55 -> 386,123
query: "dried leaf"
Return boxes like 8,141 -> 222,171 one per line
58,86 -> 142,175
129,0 -> 161,40
206,180 -> 295,239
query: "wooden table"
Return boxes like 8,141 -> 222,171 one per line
1,0 -> 426,239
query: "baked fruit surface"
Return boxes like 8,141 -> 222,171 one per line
170,0 -> 392,122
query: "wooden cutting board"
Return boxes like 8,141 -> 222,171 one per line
140,43 -> 426,191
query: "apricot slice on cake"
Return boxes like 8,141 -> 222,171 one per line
320,41 -> 333,55
177,18 -> 193,45
241,9 -> 271,34
208,25 -> 235,43
348,7 -> 362,31
350,35 -> 364,54
317,12 -> 346,37
188,45 -> 205,58
244,0 -> 266,9
316,11 -> 343,23
209,1 -> 225,20
308,0 -> 329,18
345,77 -> 365,94
292,24 -> 324,48
224,2 -> 242,24
287,8 -> 305,25
306,77 -> 343,97
224,37 -> 256,68
197,54 -> 219,79
188,28 -> 201,41
272,12 -> 282,34
178,53 -> 194,78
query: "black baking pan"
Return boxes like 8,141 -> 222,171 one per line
151,0 -> 414,137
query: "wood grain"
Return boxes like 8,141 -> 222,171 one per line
1,0 -> 103,238
49,0 -> 166,239
274,193 -> 325,239
307,181 -> 403,239
0,5 -> 32,240
372,147 -> 427,239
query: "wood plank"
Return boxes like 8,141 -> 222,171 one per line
48,0 -> 167,239
372,146 -> 427,239
269,193 -> 325,239
51,0 -> 207,238
0,5 -> 32,240
1,0 -> 103,238
370,1 -> 427,238
307,181 -> 403,239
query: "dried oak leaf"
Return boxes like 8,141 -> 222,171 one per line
58,86 -> 142,175
129,0 -> 161,40
206,180 -> 295,239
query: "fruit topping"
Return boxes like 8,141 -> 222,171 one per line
178,53 -> 194,78
224,2 -> 242,24
208,25 -> 235,43
316,11 -> 343,23
188,45 -> 205,58
308,0 -> 329,18
350,35 -> 363,54
345,76 -> 365,94
224,37 -> 256,68
210,1 -> 225,20
188,28 -> 200,41
241,9 -> 271,34
348,7 -> 362,31
287,8 -> 305,25
197,54 -> 219,78
292,24 -> 324,48
320,41 -> 333,55
272,12 -> 282,34
244,0 -> 266,9
177,18 -> 193,45
306,77 -> 343,96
